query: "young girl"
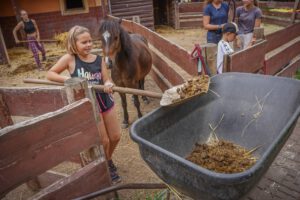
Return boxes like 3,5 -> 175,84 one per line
13,10 -> 46,70
217,22 -> 238,74
47,26 -> 121,183
236,0 -> 262,49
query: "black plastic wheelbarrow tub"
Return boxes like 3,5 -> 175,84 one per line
130,73 -> 300,200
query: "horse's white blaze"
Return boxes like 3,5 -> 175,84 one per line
102,31 -> 111,43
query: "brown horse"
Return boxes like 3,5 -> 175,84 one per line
99,18 -> 152,128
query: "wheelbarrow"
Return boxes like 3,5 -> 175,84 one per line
130,73 -> 300,200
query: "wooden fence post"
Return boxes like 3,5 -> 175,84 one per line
253,27 -> 265,43
223,54 -> 231,73
0,94 -> 13,128
291,0 -> 300,24
63,78 -> 106,165
0,27 -> 10,65
175,2 -> 180,29
203,43 -> 217,76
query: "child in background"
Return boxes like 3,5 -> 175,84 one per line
47,26 -> 121,183
216,22 -> 238,74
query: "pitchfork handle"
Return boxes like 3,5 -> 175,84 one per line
23,78 -> 163,99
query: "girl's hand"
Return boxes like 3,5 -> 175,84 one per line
104,81 -> 114,93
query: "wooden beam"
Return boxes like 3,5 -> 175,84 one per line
265,22 -> 300,52
63,78 -> 107,170
0,86 -> 65,117
291,0 -> 300,24
109,15 -> 197,76
0,98 -> 100,195
37,171 -> 68,188
149,66 -> 172,92
275,55 -> 300,78
151,50 -> 185,85
29,158 -> 111,200
0,27 -> 10,65
101,0 -> 106,17
175,2 -> 180,29
203,43 -> 217,75
265,37 -> 300,75
0,94 -> 13,128
253,27 -> 265,41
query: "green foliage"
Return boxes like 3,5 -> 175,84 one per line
145,190 -> 168,200
295,69 -> 300,80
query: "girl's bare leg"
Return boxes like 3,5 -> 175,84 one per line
97,114 -> 111,160
102,106 -> 121,159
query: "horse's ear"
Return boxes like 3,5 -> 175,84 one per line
118,18 -> 122,24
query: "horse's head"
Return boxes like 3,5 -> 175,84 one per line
99,18 -> 123,66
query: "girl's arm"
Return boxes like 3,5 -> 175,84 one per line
46,54 -> 72,83
12,22 -> 23,43
32,19 -> 40,41
203,16 -> 223,31
101,59 -> 114,93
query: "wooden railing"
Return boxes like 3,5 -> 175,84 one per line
0,79 -> 112,199
224,22 -> 300,77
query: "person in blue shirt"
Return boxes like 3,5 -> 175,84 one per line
203,0 -> 229,44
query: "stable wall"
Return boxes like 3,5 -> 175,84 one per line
0,0 -> 106,48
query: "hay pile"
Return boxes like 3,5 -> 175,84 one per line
186,139 -> 257,174
54,32 -> 68,48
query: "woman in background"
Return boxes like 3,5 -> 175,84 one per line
13,10 -> 46,70
203,0 -> 229,44
236,0 -> 262,49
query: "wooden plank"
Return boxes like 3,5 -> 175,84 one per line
151,50 -> 185,85
291,0 -> 300,24
0,26 -> 10,65
121,19 -> 197,75
265,22 -> 300,52
149,67 -> 172,92
178,2 -> 204,13
276,55 -> 300,78
265,37 -> 300,75
37,171 -> 68,189
175,2 -> 180,29
0,87 -> 65,117
228,40 -> 267,73
0,94 -> 13,128
29,158 -> 111,200
0,98 -> 100,195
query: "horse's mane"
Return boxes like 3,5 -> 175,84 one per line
99,19 -> 132,58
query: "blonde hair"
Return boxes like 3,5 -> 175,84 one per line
66,25 -> 90,55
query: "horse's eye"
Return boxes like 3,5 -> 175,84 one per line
114,36 -> 118,41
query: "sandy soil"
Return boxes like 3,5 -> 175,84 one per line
1,24 -> 283,200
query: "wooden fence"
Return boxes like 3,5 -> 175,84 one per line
0,79 -> 112,199
225,22 -> 300,77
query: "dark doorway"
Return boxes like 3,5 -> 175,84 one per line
153,0 -> 169,25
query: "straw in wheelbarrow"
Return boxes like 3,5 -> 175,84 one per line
160,75 -> 210,106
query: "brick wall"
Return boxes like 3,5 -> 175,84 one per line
0,6 -> 105,49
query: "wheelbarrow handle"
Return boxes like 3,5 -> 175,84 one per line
23,78 -> 163,99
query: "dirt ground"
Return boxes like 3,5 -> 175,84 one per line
1,24 -> 283,200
